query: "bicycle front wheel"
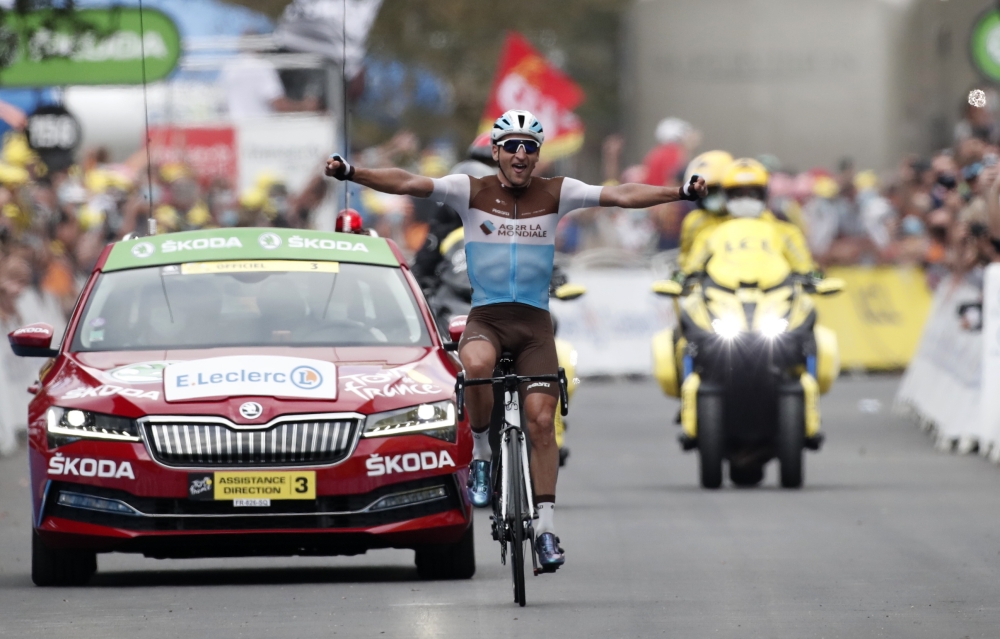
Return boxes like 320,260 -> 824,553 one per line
507,432 -> 527,607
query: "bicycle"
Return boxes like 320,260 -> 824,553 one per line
455,353 -> 569,607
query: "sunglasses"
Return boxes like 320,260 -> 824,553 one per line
496,139 -> 540,154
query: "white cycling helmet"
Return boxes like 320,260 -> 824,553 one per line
491,109 -> 545,145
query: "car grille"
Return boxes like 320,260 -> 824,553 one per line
143,418 -> 361,467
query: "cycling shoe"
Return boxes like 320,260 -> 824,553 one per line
534,532 -> 565,572
466,460 -> 491,508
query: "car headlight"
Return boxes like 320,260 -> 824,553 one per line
711,316 -> 742,340
46,407 -> 140,443
759,315 -> 790,339
363,401 -> 456,442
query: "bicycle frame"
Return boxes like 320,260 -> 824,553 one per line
455,359 -> 570,605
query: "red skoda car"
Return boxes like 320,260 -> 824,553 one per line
9,228 -> 473,586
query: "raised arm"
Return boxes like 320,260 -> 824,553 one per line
599,176 -> 706,209
325,154 -> 434,198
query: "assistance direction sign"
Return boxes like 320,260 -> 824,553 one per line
0,7 -> 180,87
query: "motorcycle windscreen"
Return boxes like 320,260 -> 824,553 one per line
703,219 -> 791,290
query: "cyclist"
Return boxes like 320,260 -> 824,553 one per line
677,150 -> 733,273
684,158 -> 815,275
326,109 -> 706,570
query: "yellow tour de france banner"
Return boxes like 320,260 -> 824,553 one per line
812,266 -> 933,370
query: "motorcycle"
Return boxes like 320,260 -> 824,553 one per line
650,218 -> 843,489
427,228 -> 583,466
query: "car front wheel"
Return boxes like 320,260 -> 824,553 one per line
415,519 -> 476,580
32,531 -> 97,587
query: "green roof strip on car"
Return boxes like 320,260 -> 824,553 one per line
103,228 -> 399,272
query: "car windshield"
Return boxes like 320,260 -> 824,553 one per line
71,261 -> 431,351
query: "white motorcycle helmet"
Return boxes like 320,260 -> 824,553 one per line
491,109 -> 545,145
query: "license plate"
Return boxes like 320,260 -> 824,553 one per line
234,499 -> 271,507
188,471 -> 316,501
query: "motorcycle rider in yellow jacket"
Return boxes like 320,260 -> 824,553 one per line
685,158 -> 815,276
677,151 -> 733,274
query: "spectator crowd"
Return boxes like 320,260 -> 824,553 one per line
1,91 -> 999,453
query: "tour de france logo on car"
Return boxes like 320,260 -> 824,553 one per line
290,365 -> 323,390
258,232 -> 282,250
131,241 -> 155,258
163,355 -> 338,402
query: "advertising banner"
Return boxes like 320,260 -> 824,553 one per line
812,266 -> 932,370
164,356 -> 338,402
480,32 -> 586,160
236,115 -> 335,194
148,126 -> 237,187
0,8 -> 180,87
551,268 -> 676,377
895,275 -> 982,447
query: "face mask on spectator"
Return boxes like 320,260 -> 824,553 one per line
727,197 -> 765,218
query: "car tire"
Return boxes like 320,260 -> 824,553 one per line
415,519 -> 476,580
698,393 -> 725,489
32,531 -> 97,587
777,392 -> 805,489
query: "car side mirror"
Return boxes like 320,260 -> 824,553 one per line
651,280 -> 683,297
447,315 -> 468,346
813,278 -> 845,296
8,323 -> 58,358
553,283 -> 587,301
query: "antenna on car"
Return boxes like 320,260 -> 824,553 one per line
342,0 -> 350,212
137,0 -> 156,236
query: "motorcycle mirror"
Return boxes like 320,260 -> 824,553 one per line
447,315 -> 468,344
651,280 -> 683,297
554,283 -> 587,300
813,278 -> 845,296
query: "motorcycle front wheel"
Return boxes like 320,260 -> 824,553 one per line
777,392 -> 805,488
697,393 -> 725,489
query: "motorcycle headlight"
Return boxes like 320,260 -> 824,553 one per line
46,407 -> 140,442
759,315 -> 790,339
363,401 -> 456,442
711,316 -> 742,340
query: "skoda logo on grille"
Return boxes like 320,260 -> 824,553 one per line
239,402 -> 263,420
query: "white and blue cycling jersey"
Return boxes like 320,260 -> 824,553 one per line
430,174 -> 603,311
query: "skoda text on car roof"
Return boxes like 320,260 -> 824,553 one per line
10,228 -> 475,585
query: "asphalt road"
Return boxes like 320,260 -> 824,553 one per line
2,375 -> 1000,638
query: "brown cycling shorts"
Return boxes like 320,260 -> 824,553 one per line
458,302 -> 559,398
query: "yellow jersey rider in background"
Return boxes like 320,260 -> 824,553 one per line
677,150 -> 733,273
684,158 -> 815,276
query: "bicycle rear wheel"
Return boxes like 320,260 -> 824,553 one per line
508,432 -> 527,607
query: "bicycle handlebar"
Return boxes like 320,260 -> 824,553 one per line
455,370 -> 569,421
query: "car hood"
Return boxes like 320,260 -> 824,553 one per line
43,346 -> 459,425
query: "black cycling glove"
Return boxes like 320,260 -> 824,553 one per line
679,174 -> 700,201
328,154 -> 356,181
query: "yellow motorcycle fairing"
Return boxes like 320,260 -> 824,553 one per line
702,218 -> 792,291
554,337 -> 577,449
652,328 -> 681,397
814,324 -> 840,395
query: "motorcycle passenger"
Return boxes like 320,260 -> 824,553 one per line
326,109 -> 707,570
677,150 -> 733,273
411,134 -> 496,297
685,158 -> 815,276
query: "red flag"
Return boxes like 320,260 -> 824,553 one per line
480,32 -> 585,160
